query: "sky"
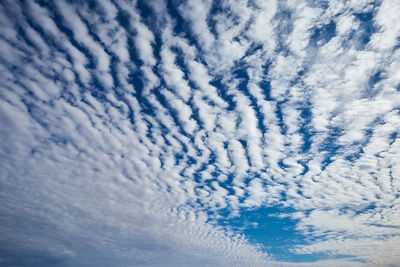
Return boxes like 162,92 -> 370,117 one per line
0,0 -> 400,266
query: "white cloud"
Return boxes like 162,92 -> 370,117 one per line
1,0 -> 400,266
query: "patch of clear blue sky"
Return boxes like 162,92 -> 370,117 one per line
216,206 -> 360,263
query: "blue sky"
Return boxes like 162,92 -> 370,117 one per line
1,0 -> 400,266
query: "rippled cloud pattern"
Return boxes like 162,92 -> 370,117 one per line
1,0 -> 400,266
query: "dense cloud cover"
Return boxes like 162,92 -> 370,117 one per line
1,0 -> 400,266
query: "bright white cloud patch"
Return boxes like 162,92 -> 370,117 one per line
0,0 -> 399,266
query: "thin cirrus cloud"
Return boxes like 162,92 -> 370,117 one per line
0,0 -> 399,266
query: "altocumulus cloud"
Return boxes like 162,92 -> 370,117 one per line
1,0 -> 400,266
